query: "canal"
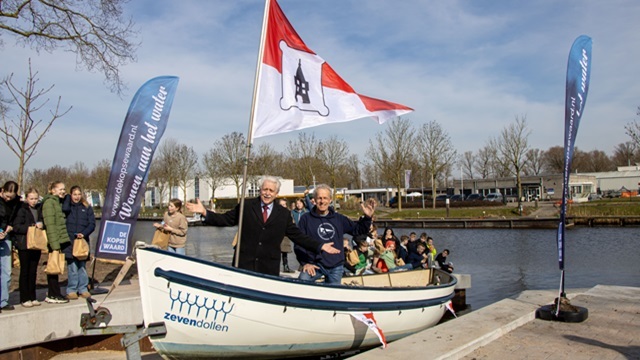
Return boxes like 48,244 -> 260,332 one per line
112,221 -> 640,310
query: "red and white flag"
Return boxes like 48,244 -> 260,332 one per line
350,312 -> 388,348
445,300 -> 457,318
252,0 -> 413,139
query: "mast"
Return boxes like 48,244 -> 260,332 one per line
234,0 -> 272,267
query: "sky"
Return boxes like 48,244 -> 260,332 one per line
1,0 -> 640,174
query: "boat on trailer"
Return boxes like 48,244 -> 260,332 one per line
135,245 -> 457,359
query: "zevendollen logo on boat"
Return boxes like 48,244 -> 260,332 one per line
164,287 -> 235,333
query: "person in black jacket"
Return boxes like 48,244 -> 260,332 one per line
186,176 -> 339,276
12,188 -> 44,307
62,186 -> 95,300
0,180 -> 21,311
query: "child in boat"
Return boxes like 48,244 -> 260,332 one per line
407,242 -> 429,270
396,235 -> 410,264
344,236 -> 371,276
379,240 -> 412,272
435,249 -> 454,273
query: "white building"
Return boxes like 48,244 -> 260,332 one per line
143,176 -> 295,207
579,166 -> 640,193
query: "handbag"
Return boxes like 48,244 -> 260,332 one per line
151,229 -> 170,249
45,250 -> 66,275
27,226 -> 48,251
72,237 -> 90,260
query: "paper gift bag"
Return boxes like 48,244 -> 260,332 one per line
27,226 -> 48,251
151,229 -> 170,249
44,250 -> 66,275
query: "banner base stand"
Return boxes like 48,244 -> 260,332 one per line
90,286 -> 109,295
536,297 -> 588,323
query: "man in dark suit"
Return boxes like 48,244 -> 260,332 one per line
186,176 -> 339,276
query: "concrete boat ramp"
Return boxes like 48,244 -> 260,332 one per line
1,281 -> 638,359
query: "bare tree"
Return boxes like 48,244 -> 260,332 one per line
583,150 -> 614,172
524,148 -> 546,175
174,144 -> 198,204
320,135 -> 349,192
0,0 -> 138,94
612,142 -> 639,167
216,132 -> 246,200
461,151 -> 475,179
24,165 -> 68,196
474,145 -> 495,179
148,159 -> 170,207
361,162 -> 382,188
156,138 -> 180,199
67,161 -> 90,189
202,147 -> 226,202
89,158 -> 111,205
0,61 -> 71,190
250,143 -> 283,179
285,132 -> 324,187
367,118 -> 414,210
543,146 -> 564,174
344,154 -> 362,189
491,115 -> 531,205
624,106 -> 640,148
416,121 -> 457,208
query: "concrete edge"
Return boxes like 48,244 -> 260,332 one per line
352,288 -> 565,360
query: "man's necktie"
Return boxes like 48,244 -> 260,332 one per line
262,204 -> 269,223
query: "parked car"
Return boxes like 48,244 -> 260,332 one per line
484,193 -> 504,202
587,193 -> 602,201
449,194 -> 464,202
465,193 -> 484,201
435,194 -> 449,201
505,194 -> 518,203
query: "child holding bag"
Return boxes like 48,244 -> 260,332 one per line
62,186 -> 95,300
12,188 -> 45,307
153,199 -> 188,255
42,181 -> 70,304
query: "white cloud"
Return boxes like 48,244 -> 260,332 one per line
1,0 -> 639,174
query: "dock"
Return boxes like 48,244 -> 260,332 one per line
1,280 -> 638,359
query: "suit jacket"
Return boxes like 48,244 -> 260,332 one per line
203,197 -> 322,276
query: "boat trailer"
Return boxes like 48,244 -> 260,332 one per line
80,298 -> 166,360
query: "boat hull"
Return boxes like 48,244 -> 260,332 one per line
136,247 -> 456,359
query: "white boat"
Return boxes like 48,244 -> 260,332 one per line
135,245 -> 457,359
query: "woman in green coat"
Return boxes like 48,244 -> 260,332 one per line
42,181 -> 70,304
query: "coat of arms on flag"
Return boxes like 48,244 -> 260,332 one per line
279,41 -> 329,116
252,0 -> 413,139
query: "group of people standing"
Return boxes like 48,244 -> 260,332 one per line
0,180 -> 95,312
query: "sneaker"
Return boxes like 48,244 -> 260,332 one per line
1,305 -> 15,311
31,300 -> 41,306
45,296 -> 69,304
22,301 -> 33,308
79,292 -> 91,299
66,293 -> 78,300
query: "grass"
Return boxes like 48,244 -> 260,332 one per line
342,206 -> 530,219
568,200 -> 640,216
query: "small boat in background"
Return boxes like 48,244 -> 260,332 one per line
136,245 -> 456,359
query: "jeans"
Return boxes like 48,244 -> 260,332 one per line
168,246 -> 185,256
67,259 -> 89,294
298,263 -> 344,284
0,239 -> 12,307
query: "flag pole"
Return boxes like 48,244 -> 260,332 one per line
234,0 -> 272,268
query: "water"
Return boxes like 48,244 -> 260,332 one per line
98,221 -> 640,310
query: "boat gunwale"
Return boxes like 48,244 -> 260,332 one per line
138,246 -> 456,292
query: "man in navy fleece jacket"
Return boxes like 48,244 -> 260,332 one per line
296,184 -> 376,284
